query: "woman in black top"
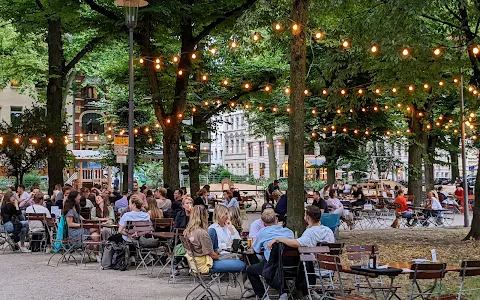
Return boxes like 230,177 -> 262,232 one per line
1,191 -> 30,252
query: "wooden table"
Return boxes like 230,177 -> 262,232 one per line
151,232 -> 175,239
386,261 -> 460,272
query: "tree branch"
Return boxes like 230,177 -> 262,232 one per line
84,0 -> 121,21
64,37 -> 103,74
35,0 -> 44,11
192,0 -> 258,45
420,13 -> 463,30
443,3 -> 462,22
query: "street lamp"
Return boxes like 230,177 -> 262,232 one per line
115,0 -> 148,193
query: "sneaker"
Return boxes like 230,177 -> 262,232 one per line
279,293 -> 288,300
243,290 -> 256,298
170,270 -> 180,278
20,247 -> 31,253
45,247 -> 51,254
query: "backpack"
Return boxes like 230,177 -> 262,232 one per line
101,240 -> 129,271
11,216 -> 22,243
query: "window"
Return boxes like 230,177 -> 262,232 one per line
236,139 -> 239,153
259,142 -> 264,156
226,164 -> 229,169
81,112 -> 104,134
220,150 -> 223,159
259,163 -> 266,177
236,117 -> 239,129
284,141 -> 289,156
226,141 -> 229,153
10,106 -> 22,121
241,139 -> 245,151
248,143 -> 253,157
248,164 -> 253,175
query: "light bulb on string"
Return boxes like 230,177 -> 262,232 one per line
454,78 -> 459,84
222,79 -> 229,86
204,100 -> 209,106
155,58 -> 161,64
144,127 -> 150,133
252,32 -> 261,42
397,103 -> 402,108
272,106 -> 278,112
342,40 -> 350,48
358,89 -> 364,95
172,55 -> 180,63
258,106 -> 264,111
365,130 -> 370,135
406,129 -> 411,133
230,102 -> 236,108
311,132 -> 317,137
192,107 -> 197,113
274,23 -> 282,31
473,135 -> 478,140
423,83 -> 429,89
177,70 -> 184,76
304,89 -> 309,95
286,107 -> 291,113
244,104 -> 250,110
322,89 -> 328,95
107,134 -> 112,139
209,48 -> 217,55
392,88 -> 398,93
396,130 -> 401,134
473,46 -> 480,55
439,81 -> 444,86
433,48 -> 441,56
375,88 -> 381,94
291,23 -> 300,34
370,45 -> 378,54
418,112 -> 424,117
336,109 -> 342,114
362,107 -> 366,112
343,128 -> 348,133
284,87 -> 290,94
191,52 -> 197,60
439,116 -> 443,120
354,129 -> 358,134
155,63 -> 161,70
474,90 -> 479,95
402,48 -> 410,57
470,112 -> 475,118
139,58 -> 144,64
408,85 -> 414,92
384,105 -> 389,109
48,137 -> 53,144
349,109 -> 354,113
201,74 -> 208,81
331,125 -> 336,130
156,123 -> 161,127
311,109 -> 316,114
243,82 -> 251,90
264,85 -> 272,92
436,122 -> 441,126
323,127 -> 328,132
229,40 -> 238,49
314,31 -> 323,40
31,138 -> 38,145
373,106 -> 378,112
340,89 -> 347,95
386,131 -> 391,136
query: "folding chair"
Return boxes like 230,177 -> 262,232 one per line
0,217 -> 19,253
299,246 -> 330,300
48,220 -> 79,267
25,213 -> 48,253
152,218 -> 174,232
321,213 -> 340,237
457,260 -> 480,299
125,220 -> 155,274
408,263 -> 447,300
168,228 -> 189,283
181,236 -> 224,300
345,245 -> 401,299
80,220 -> 103,268
317,254 -> 374,300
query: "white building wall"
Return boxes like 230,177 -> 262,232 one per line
0,85 -> 37,123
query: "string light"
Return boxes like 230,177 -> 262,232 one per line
252,32 -> 261,42
166,118 -> 171,124
230,102 -> 236,108
144,127 -> 149,133
204,100 -> 209,106
48,138 -> 53,144
470,112 -> 475,118
311,109 -> 317,114
354,130 -> 358,134
314,32 -> 323,40
343,128 -> 348,132
406,107 -> 411,111
291,23 -> 300,34
286,107 -> 291,113
311,132 -> 317,137
155,64 -> 161,70
156,123 -> 161,127
148,137 -> 153,143
172,55 -> 180,63
433,48 -> 441,56
373,106 -> 378,111
243,82 -> 251,90
358,89 -> 364,95
423,83 -> 429,89
340,89 -> 347,95
322,89 -> 328,95
264,85 -> 272,92
436,122 -> 441,126
107,134 -> 112,139
304,89 -> 310,95
191,52 -> 197,60
177,70 -> 184,76
336,109 -> 342,114
473,46 -> 479,55
384,105 -> 389,109
439,81 -> 444,86
192,107 -> 197,113
244,104 -> 250,109
392,88 -> 398,93
259,106 -> 264,111
201,74 -> 209,81
79,137 -> 84,142
284,87 -> 290,94
370,45 -> 378,53
274,23 -> 282,31
139,58 -> 144,64
272,107 -> 278,112
209,48 -> 217,55
439,116 -> 443,120
155,58 -> 161,64
402,48 -> 410,57
342,40 -> 350,48
229,40 -> 238,49
418,112 -> 424,117
469,86 -> 474,92
408,85 -> 414,92
375,88 -> 381,94
365,130 -> 370,135
134,128 -> 138,134
397,103 -> 402,108
222,79 -> 229,86
454,78 -> 459,83
362,108 -> 366,112
31,138 -> 38,144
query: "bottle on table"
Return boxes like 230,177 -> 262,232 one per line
369,246 -> 377,269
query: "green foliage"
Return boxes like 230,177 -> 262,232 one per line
138,161 -> 163,189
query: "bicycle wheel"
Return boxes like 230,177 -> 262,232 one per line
248,197 -> 258,213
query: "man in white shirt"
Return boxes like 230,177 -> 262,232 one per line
248,203 -> 273,239
17,184 -> 30,204
267,205 -> 334,249
25,193 -> 51,232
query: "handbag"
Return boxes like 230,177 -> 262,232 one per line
138,236 -> 159,248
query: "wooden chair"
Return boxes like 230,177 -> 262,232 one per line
125,221 -> 155,274
317,254 -> 374,300
300,246 -> 330,300
80,220 -> 103,267
152,218 -> 174,232
80,207 -> 91,220
408,263 -> 447,300
319,242 -> 344,255
25,212 -> 49,253
457,260 -> 480,299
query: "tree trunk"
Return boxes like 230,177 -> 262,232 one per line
424,135 -> 437,192
188,115 -> 202,196
163,124 -> 182,189
407,107 -> 425,206
463,150 -> 480,240
266,134 -> 277,180
46,18 -> 66,195
450,136 -> 460,182
287,0 -> 310,235
327,163 -> 336,186
19,172 -> 24,185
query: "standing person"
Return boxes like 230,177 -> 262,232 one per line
16,184 -> 30,204
133,181 -> 147,205
183,205 -> 245,274
244,209 -> 294,299
311,191 -> 328,213
454,185 -> 464,205
155,188 -> 172,213
267,205 -> 334,248
1,191 -> 30,252
265,180 -> 280,204
223,190 -> 239,208
174,197 -> 193,229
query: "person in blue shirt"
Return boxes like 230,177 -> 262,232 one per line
114,190 -> 129,213
244,209 -> 294,299
223,190 -> 239,209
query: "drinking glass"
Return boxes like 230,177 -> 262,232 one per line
361,254 -> 369,269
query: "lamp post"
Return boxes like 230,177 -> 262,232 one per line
115,0 -> 148,193
459,69 -> 470,227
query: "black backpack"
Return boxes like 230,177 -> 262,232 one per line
11,216 -> 23,243
101,240 -> 129,271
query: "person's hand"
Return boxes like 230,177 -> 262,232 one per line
225,219 -> 232,227
267,239 -> 277,249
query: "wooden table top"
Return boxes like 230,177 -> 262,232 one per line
151,232 -> 175,239
386,262 -> 461,272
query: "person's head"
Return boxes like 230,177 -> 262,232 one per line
197,188 -> 208,199
68,190 -> 81,204
428,190 -> 438,200
223,189 -> 233,201
397,189 -> 404,196
272,190 -> 281,201
34,192 -> 44,205
305,205 -> 321,225
122,190 -> 129,197
437,186 -> 443,192
63,190 -> 80,215
1,191 -> 15,207
351,185 -> 358,192
261,208 -> 277,226
273,180 -> 279,187
174,189 -> 184,200
30,188 -> 40,197
133,181 -> 139,192
95,195 -> 105,206
213,204 -> 230,226
328,189 -> 336,199
146,189 -> 153,197
147,196 -> 163,219
17,184 -> 25,194
183,197 -> 193,212
129,195 -> 143,211
203,185 -> 210,192
159,188 -> 167,198
228,206 -> 242,228
456,185 -> 462,190
184,205 -> 209,236
313,191 -> 321,201
63,186 -> 72,199
80,196 -> 87,208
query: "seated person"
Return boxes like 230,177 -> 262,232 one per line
208,205 -> 240,253
245,208 -> 294,299
19,187 -> 40,209
174,197 -> 193,229
184,205 -> 245,274
223,190 -> 239,209
327,190 -> 344,215
146,196 -> 164,219
55,186 -> 71,209
248,204 -> 273,239
155,188 -> 172,213
392,189 -> 415,227
114,190 -> 129,213
437,186 -> 449,202
26,192 -> 52,250
91,194 -> 116,240
1,191 -> 30,252
311,191 -> 328,213
118,196 -> 151,242
273,190 -> 287,222
350,185 -> 366,207
194,188 -> 209,207
268,205 -> 334,249
228,206 -> 243,233
171,189 -> 184,219
423,191 -> 443,225
63,191 -> 100,249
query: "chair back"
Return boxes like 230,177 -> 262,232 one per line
346,244 -> 378,261
25,213 -> 48,222
319,242 -> 344,255
173,228 -> 185,247
80,207 -> 91,220
460,260 -> 480,277
409,263 -> 447,280
81,219 -> 102,231
152,218 -> 174,232
298,246 -> 329,254
317,254 -> 342,272
126,221 -> 153,237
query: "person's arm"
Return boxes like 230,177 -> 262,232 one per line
66,216 -> 80,228
267,237 -> 300,249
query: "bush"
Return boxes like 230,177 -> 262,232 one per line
23,173 -> 41,190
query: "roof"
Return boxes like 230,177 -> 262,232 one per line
70,150 -> 107,160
